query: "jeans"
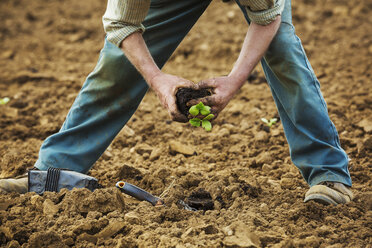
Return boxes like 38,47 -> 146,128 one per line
35,0 -> 352,187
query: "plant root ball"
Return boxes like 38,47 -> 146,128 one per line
176,88 -> 212,117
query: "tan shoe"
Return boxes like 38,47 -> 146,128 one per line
304,182 -> 353,205
0,175 -> 28,194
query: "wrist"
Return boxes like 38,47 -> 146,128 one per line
228,71 -> 247,89
146,69 -> 163,89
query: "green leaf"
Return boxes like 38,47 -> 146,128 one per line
270,118 -> 278,124
189,118 -> 201,127
261,118 -> 269,125
189,105 -> 199,116
202,120 -> 212,131
195,102 -> 205,110
203,114 -> 214,121
200,105 -> 211,116
0,97 -> 10,105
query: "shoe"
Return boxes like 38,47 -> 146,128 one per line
0,175 -> 28,194
304,182 -> 353,205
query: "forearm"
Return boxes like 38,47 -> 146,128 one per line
229,16 -> 281,88
120,32 -> 161,88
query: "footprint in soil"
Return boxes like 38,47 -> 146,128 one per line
184,188 -> 214,211
176,88 -> 212,117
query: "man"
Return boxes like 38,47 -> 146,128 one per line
0,0 -> 353,205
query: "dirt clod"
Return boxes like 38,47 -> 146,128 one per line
176,88 -> 211,117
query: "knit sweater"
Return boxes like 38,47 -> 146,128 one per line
103,0 -> 285,47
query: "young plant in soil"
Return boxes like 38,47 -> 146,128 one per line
0,97 -> 10,105
261,117 -> 278,128
189,102 -> 214,131
176,88 -> 211,117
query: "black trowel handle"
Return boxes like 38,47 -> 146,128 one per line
116,181 -> 163,206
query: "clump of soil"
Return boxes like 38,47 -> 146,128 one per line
185,188 -> 214,211
176,88 -> 211,117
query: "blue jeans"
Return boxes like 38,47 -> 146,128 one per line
35,0 -> 352,187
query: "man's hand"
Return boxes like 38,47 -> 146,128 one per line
189,16 -> 282,120
149,72 -> 195,122
188,76 -> 241,118
120,32 -> 196,122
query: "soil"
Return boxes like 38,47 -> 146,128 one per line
176,88 -> 211,117
0,0 -> 371,247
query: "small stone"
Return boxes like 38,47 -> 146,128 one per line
181,227 -> 195,239
96,220 -> 126,239
135,143 -> 153,155
77,233 -> 97,243
102,150 -> 113,160
262,164 -> 271,172
217,128 -> 230,138
6,240 -> 20,248
149,147 -> 162,161
43,199 -> 59,216
4,107 -> 18,118
228,144 -> 242,154
232,191 -> 240,199
138,102 -> 152,113
199,43 -> 209,51
333,6 -> 348,15
30,195 -> 42,205
280,177 -> 294,189
222,124 -> 236,132
259,203 -> 269,212
227,10 -> 235,19
39,117 -> 49,125
255,131 -> 269,142
125,211 -> 140,225
222,226 -> 233,236
357,118 -> 372,133
1,50 -> 15,59
271,128 -> 281,137
255,151 -> 273,165
123,126 -> 135,136
169,141 -> 196,156
64,238 -> 74,246
223,221 -> 261,248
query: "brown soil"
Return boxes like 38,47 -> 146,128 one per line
0,0 -> 371,247
176,88 -> 211,118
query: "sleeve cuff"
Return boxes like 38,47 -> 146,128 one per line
106,24 -> 146,47
245,0 -> 285,25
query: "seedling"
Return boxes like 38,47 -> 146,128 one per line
0,97 -> 10,105
261,117 -> 278,128
189,102 -> 214,131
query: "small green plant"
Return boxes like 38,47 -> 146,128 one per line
0,97 -> 10,105
261,117 -> 278,128
189,102 -> 214,131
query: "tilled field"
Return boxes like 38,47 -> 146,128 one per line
0,0 -> 371,247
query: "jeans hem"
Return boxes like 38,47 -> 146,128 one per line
309,174 -> 352,188
34,160 -> 50,171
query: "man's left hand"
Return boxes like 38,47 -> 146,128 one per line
188,76 -> 241,119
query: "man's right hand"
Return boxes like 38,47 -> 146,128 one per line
120,33 -> 196,122
149,71 -> 196,123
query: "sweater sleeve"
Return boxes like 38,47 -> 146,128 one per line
240,0 -> 285,25
102,0 -> 151,47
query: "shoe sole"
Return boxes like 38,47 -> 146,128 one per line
304,194 -> 338,205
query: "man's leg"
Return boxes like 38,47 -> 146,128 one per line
235,0 -> 352,198
32,0 -> 211,174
